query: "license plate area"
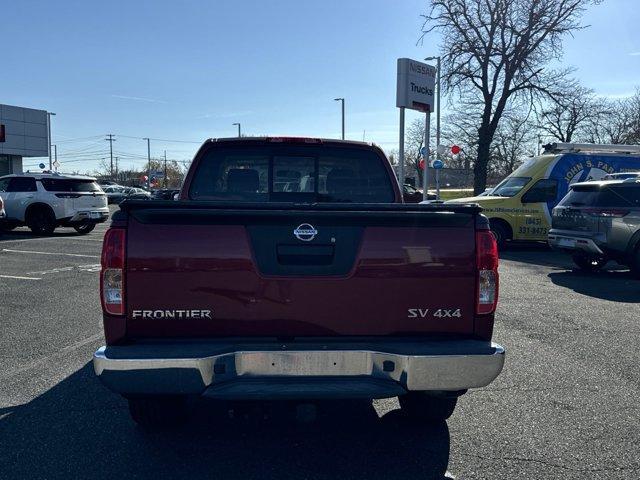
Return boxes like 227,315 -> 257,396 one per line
235,351 -> 370,376
558,237 -> 576,248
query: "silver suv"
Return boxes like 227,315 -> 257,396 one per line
548,179 -> 640,275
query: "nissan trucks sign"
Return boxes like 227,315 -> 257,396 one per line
396,58 -> 436,113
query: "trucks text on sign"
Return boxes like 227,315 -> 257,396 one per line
396,58 -> 436,113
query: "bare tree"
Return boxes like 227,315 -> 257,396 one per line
405,119 -> 427,183
583,90 -> 640,145
441,111 -> 480,170
492,108 -> 536,177
537,83 -> 596,142
622,88 -> 640,144
422,0 -> 596,194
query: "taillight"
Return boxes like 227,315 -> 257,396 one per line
101,228 -> 125,315
584,208 -> 629,217
476,230 -> 499,315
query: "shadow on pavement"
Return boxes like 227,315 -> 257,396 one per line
0,364 -> 451,480
0,229 -> 94,241
548,269 -> 640,302
499,242 -> 574,269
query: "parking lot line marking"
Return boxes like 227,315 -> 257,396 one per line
27,263 -> 101,275
0,235 -> 104,243
1,248 -> 99,258
0,332 -> 103,381
62,333 -> 103,351
0,274 -> 42,280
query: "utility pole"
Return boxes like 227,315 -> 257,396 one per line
423,112 -> 431,202
47,112 -> 56,170
334,98 -> 345,140
115,157 -> 119,180
143,138 -> 151,189
53,145 -> 57,171
106,134 -> 115,179
163,150 -> 167,188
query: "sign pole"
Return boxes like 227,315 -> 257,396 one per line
399,107 -> 405,191
436,56 -> 441,200
396,57 -> 436,201
47,113 -> 52,170
422,112 -> 431,202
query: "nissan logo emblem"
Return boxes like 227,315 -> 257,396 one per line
294,223 -> 318,242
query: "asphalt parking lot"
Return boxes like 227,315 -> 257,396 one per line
0,206 -> 638,480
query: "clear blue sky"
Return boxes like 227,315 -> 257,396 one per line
2,0 -> 639,173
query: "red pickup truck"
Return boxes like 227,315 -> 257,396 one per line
93,137 -> 504,427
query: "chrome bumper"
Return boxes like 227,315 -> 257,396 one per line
69,210 -> 109,223
93,340 -> 505,399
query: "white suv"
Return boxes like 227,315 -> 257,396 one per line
0,173 -> 109,235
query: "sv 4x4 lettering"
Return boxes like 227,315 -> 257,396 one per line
407,308 -> 462,318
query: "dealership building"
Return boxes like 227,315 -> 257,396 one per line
0,103 -> 50,176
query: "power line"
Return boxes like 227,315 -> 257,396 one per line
52,135 -> 105,144
115,134 -> 203,144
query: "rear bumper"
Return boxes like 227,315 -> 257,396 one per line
67,210 -> 110,224
93,339 -> 505,399
548,229 -> 604,255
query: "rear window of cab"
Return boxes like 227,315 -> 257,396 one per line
40,179 -> 102,193
189,144 -> 395,203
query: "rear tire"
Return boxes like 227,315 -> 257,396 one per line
73,223 -> 95,235
399,392 -> 458,423
572,253 -> 607,272
26,206 -> 56,235
127,396 -> 187,429
489,220 -> 510,250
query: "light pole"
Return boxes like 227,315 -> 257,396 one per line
334,98 -> 345,140
425,56 -> 441,199
47,112 -> 56,170
424,56 -> 441,153
143,138 -> 151,189
232,123 -> 241,138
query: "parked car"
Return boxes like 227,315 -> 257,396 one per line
103,185 -> 127,204
448,143 -> 640,248
124,187 -> 151,200
93,137 -> 505,428
548,178 -> 640,275
152,188 -> 180,200
0,173 -> 109,235
402,183 -> 436,202
97,179 -> 119,186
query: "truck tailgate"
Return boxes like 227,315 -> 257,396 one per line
122,203 -> 478,338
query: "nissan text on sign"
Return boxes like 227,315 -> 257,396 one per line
396,58 -> 436,113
